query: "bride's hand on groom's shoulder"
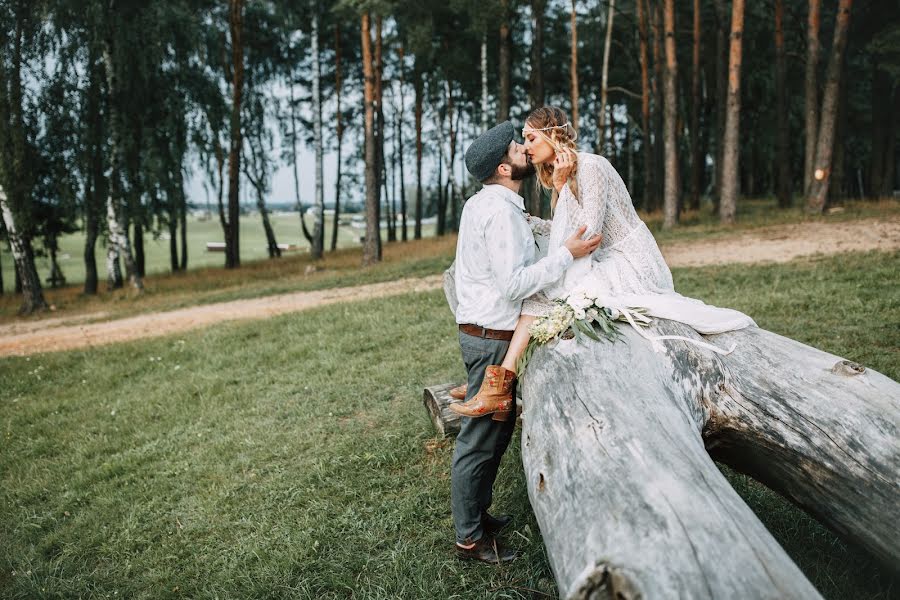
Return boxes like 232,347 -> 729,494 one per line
552,149 -> 577,193
564,225 -> 602,258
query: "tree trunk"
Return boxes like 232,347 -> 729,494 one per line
0,186 -> 47,314
361,13 -> 381,266
397,45 -> 408,243
522,322 -> 898,598
289,79 -> 314,246
530,0 -> 546,109
178,169 -> 187,271
414,60 -> 423,240
662,0 -> 679,229
498,0 -> 512,121
385,131 -> 396,243
712,0 -> 728,213
719,0 -> 745,225
134,221 -> 145,277
442,268 -> 900,596
84,53 -> 104,295
806,0 -> 853,213
637,0 -> 653,210
688,0 -> 701,211
375,16 -> 386,245
167,187 -> 179,272
436,109 -> 445,237
481,33 -> 489,132
650,1 -> 665,211
774,0 -> 791,208
570,0 -> 579,129
311,10 -> 325,259
103,7 -> 145,290
446,82 -> 459,231
332,26 -> 343,252
597,0 -> 615,154
226,0 -> 244,269
804,0 -> 821,194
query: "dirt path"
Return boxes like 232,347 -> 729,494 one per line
1,218 -> 897,358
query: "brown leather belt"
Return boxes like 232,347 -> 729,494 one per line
459,323 -> 515,341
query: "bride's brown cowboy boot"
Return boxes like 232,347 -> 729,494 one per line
449,366 -> 515,421
449,384 -> 468,400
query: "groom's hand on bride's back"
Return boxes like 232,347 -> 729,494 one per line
564,225 -> 602,258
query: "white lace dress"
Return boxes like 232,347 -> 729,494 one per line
523,152 -> 755,351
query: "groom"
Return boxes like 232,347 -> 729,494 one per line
452,121 -> 601,563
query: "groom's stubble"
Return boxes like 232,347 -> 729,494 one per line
509,155 -> 536,181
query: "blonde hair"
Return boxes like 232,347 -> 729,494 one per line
524,106 -> 579,209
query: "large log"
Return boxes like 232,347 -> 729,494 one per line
442,267 -> 900,598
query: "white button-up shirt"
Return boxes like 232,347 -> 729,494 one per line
454,184 -> 574,330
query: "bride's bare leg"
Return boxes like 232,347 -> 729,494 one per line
501,315 -> 536,373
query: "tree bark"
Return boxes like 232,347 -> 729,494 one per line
775,0 -> 791,208
397,44 -> 408,243
102,12 -> 142,291
442,268 -> 900,596
0,186 -> 47,313
650,1 -> 664,211
804,0 -> 821,194
178,167 -> 187,271
637,0 -> 653,210
498,0 -> 511,121
688,0 -> 701,211
662,0 -> 679,229
481,33 -> 489,132
414,59 -> 423,240
84,52 -> 104,295
597,0 -> 615,154
361,13 -> 381,265
446,81 -> 459,231
375,16 -> 386,245
166,187 -> 179,271
332,26 -> 343,252
288,79 -> 314,246
712,0 -> 728,213
134,221 -> 145,277
311,10 -> 325,259
530,0 -> 546,109
521,321 -> 898,598
570,0 -> 579,129
806,0 -> 853,213
719,0 -> 745,225
226,0 -> 244,269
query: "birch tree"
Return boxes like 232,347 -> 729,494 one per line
331,25 -> 344,252
225,0 -> 244,268
311,9 -> 325,259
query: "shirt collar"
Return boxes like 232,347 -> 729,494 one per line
482,184 -> 525,212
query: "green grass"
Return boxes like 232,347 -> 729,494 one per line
1,253 -> 898,599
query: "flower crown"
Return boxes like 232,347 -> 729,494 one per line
522,122 -> 578,141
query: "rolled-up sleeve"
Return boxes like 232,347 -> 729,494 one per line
485,208 -> 573,302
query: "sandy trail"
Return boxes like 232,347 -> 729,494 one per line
1,217 -> 897,358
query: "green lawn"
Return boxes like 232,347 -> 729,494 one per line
1,251 -> 898,599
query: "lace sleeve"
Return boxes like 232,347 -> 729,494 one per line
561,155 -> 607,238
527,214 -> 553,237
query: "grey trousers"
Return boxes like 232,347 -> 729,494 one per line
451,331 -> 516,544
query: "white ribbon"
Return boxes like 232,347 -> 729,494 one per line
615,305 -> 737,356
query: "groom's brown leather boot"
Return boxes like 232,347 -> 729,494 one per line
449,366 -> 515,421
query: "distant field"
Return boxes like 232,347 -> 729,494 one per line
0,212 -> 437,289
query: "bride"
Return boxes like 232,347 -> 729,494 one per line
451,106 -> 756,419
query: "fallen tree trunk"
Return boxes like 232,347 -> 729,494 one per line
442,267 -> 900,598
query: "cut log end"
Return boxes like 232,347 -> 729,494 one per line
422,383 -> 464,437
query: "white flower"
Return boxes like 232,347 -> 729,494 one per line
565,291 -> 592,313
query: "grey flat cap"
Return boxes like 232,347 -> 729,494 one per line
464,121 -> 515,182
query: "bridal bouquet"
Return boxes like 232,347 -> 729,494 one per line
517,290 -> 649,375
